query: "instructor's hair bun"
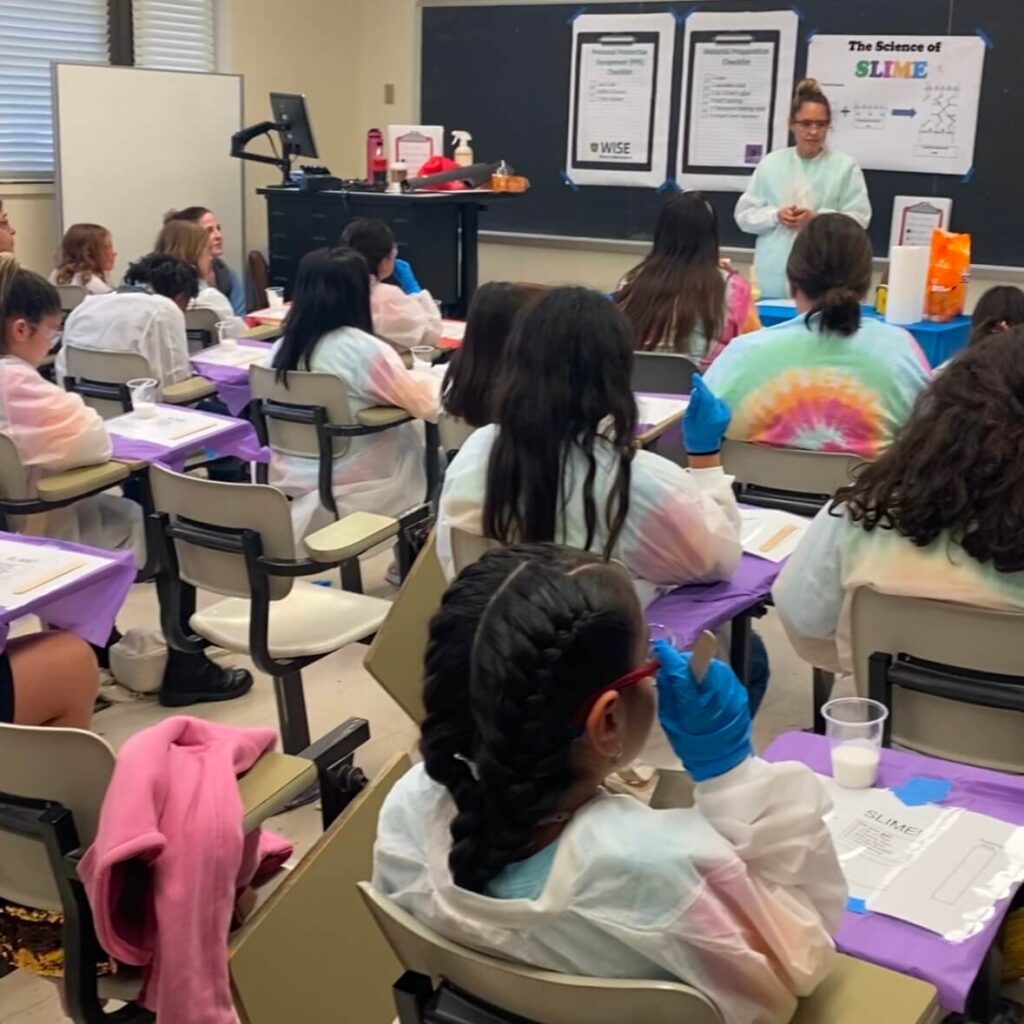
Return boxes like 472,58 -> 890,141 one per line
795,77 -> 821,98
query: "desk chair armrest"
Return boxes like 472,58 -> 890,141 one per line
34,462 -> 131,503
355,406 -> 414,429
304,511 -> 399,564
162,377 -> 217,405
239,752 -> 317,833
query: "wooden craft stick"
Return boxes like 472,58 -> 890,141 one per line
759,523 -> 799,554
167,421 -> 216,441
12,558 -> 89,595
690,630 -> 717,684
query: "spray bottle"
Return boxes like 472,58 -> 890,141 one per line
451,130 -> 474,167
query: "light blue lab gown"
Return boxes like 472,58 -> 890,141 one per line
735,147 -> 872,300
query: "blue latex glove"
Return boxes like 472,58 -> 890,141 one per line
682,374 -> 731,455
392,258 -> 422,295
654,640 -> 752,782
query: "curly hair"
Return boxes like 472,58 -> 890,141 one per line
421,545 -> 641,893
836,329 -> 1024,571
124,252 -> 199,302
53,223 -> 110,286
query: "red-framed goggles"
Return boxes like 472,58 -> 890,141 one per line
570,657 -> 660,728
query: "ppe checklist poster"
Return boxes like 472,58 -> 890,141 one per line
567,12 -> 675,188
678,10 -> 798,193
807,35 -> 986,175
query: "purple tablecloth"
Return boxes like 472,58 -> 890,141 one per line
0,533 -> 135,649
765,732 -> 1024,1012
109,405 -> 268,471
645,554 -> 781,647
190,340 -> 271,416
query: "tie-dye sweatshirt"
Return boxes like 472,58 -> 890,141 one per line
703,313 -> 930,457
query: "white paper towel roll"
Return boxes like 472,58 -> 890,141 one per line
886,245 -> 930,326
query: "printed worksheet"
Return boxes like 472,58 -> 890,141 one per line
636,394 -> 689,428
191,343 -> 270,368
0,538 -> 111,613
106,408 -> 226,447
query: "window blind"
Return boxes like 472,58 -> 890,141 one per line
0,0 -> 110,178
132,0 -> 215,73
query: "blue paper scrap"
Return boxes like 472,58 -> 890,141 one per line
560,172 -> 579,192
975,27 -> 995,50
846,897 -> 868,915
891,777 -> 954,808
961,167 -> 975,184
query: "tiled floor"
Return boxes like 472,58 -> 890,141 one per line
0,548 -> 822,1022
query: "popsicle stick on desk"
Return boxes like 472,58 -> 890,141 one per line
759,524 -> 799,554
740,509 -> 808,563
12,558 -> 89,595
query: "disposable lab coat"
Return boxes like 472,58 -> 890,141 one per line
374,758 -> 846,1024
370,278 -> 443,352
735,148 -> 871,300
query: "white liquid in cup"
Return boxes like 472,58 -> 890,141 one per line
265,287 -> 285,310
134,401 -> 157,419
831,743 -> 880,789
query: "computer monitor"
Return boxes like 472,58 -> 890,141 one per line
269,92 -> 318,160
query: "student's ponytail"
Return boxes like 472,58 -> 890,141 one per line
785,213 -> 872,338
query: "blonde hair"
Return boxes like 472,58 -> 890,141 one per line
154,219 -> 209,269
53,223 -> 110,286
791,77 -> 830,120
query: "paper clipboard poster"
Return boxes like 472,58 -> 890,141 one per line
889,196 -> 952,251
386,125 -> 444,173
566,12 -> 675,188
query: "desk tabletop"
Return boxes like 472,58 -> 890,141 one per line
756,301 -> 970,335
258,186 -> 514,206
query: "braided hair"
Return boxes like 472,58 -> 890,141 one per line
422,546 -> 643,893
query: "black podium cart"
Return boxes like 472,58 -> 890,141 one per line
258,188 -> 511,317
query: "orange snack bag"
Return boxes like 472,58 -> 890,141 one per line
925,229 -> 970,322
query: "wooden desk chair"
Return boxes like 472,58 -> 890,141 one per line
437,410 -> 476,461
62,345 -> 215,419
631,352 -> 698,466
852,587 -> 1024,772
0,721 -> 315,1024
184,307 -> 220,351
230,753 -> 411,1024
359,884 -> 938,1024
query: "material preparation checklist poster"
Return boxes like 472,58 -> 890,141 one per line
567,12 -> 675,188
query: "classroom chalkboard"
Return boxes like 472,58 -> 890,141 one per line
421,0 -> 1019,267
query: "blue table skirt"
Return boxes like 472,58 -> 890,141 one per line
756,303 -> 970,368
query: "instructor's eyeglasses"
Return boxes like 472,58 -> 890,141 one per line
792,119 -> 830,132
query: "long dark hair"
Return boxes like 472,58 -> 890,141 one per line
483,287 -> 637,558
836,330 -> 1024,572
272,247 -> 373,382
969,286 -> 1024,347
617,192 -> 725,355
421,546 -> 641,893
0,257 -> 61,347
786,213 -> 872,337
442,282 -> 542,427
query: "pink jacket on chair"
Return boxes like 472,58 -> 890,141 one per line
78,717 -> 294,1024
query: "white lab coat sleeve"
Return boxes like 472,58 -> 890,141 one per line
435,426 -> 495,580
619,455 -> 742,586
372,282 -> 443,350
152,306 -> 193,386
735,164 -> 782,237
356,338 -> 441,423
691,757 -> 846,1000
772,505 -> 847,670
819,160 -> 872,228
192,285 -> 235,323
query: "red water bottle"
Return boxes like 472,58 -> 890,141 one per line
366,128 -> 383,183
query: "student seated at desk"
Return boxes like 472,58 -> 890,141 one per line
56,253 -> 197,388
374,545 -> 845,1024
437,287 -> 742,603
0,258 -> 251,706
49,223 -> 115,295
968,285 -> 1024,347
265,246 -> 439,538
340,217 -> 442,351
164,206 -> 246,316
442,281 -> 541,428
774,330 -> 1024,675
616,192 -> 759,366
154,218 -> 234,323
704,214 -> 930,458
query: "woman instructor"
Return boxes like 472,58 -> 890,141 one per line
735,79 -> 871,299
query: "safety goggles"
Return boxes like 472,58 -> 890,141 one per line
571,657 -> 659,728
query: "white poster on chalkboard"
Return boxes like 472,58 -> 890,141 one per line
889,196 -> 952,252
677,10 -> 798,193
566,12 -> 675,188
807,35 -> 986,175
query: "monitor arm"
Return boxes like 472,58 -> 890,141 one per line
230,120 -> 297,184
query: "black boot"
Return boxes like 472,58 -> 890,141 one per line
159,648 -> 253,707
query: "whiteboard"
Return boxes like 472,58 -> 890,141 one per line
53,63 -> 244,287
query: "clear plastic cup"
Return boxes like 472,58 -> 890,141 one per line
265,286 -> 285,310
216,319 -> 239,346
647,623 -> 678,651
127,377 -> 159,419
822,697 -> 889,789
410,345 -> 434,372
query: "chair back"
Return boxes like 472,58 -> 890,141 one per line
250,364 -> 356,460
230,754 -> 411,1024
631,351 -> 699,396
247,250 -> 271,313
364,532 -> 447,724
358,883 -> 723,1024
450,527 -> 500,576
185,307 -> 220,351
0,724 -> 115,910
63,344 -> 152,418
0,434 -> 31,503
722,441 -> 863,515
56,285 -> 87,314
437,410 -> 476,458
149,463 -> 297,601
851,587 -> 1024,772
